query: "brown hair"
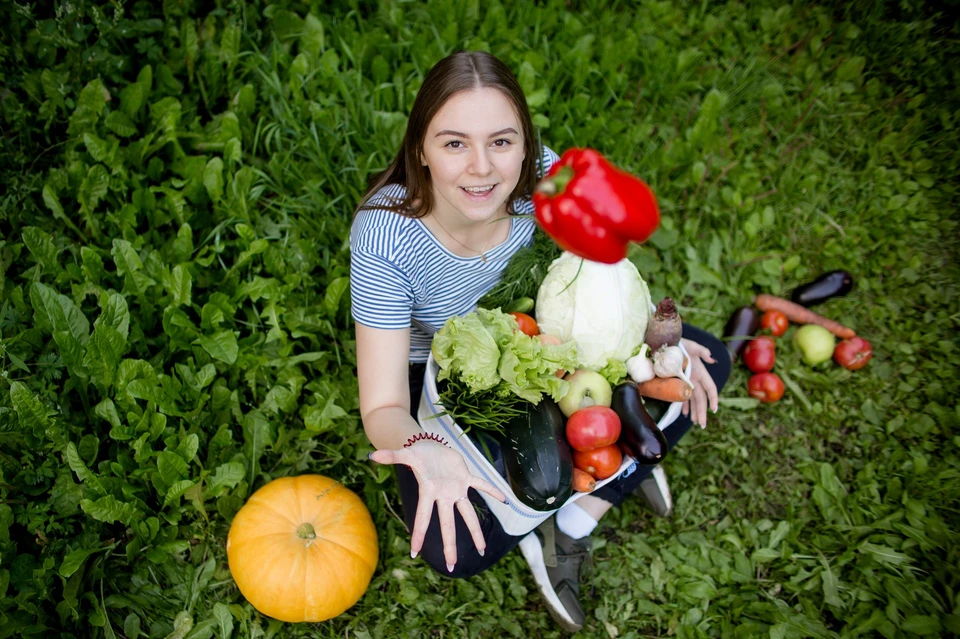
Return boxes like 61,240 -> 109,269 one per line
355,51 -> 539,219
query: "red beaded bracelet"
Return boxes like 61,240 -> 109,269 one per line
403,433 -> 449,448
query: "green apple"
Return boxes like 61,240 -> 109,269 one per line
559,369 -> 613,417
793,324 -> 836,365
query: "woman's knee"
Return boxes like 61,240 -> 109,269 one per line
418,544 -> 490,579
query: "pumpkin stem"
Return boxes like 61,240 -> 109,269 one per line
297,523 -> 317,540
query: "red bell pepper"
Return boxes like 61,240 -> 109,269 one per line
532,148 -> 660,264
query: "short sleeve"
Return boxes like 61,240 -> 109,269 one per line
539,145 -> 561,178
349,248 -> 414,329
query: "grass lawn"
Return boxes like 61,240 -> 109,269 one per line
1,1 -> 957,637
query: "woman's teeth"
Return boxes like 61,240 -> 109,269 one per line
462,185 -> 495,194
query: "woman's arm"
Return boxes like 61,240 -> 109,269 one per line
356,321 -> 505,567
355,322 -> 422,450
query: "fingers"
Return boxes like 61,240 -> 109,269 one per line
409,493 -> 434,559
681,337 -> 714,361
456,497 -> 487,556
437,500 -> 459,572
704,370 -> 719,414
369,448 -> 410,467
682,400 -> 690,417
692,359 -> 719,416
694,383 -> 708,428
469,475 -> 507,504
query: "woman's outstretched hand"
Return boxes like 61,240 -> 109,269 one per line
370,440 -> 507,571
680,338 -> 719,428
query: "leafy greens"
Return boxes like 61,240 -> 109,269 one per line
431,308 -> 578,432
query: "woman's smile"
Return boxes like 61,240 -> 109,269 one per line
460,184 -> 497,201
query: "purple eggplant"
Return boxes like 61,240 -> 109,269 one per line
791,271 -> 854,307
723,306 -> 761,361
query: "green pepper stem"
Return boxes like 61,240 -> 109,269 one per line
297,523 -> 317,539
535,166 -> 575,196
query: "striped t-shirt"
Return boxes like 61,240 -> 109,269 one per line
350,145 -> 560,363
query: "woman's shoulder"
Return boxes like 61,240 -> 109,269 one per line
510,144 -> 562,216
539,144 -> 561,179
351,185 -> 420,258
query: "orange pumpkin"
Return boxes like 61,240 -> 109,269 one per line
226,475 -> 379,622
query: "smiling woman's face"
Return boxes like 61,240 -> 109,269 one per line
421,87 -> 526,225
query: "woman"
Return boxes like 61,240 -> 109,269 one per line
350,50 -> 730,632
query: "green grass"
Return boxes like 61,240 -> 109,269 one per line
0,0 -> 958,637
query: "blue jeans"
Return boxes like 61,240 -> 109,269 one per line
397,324 -> 731,578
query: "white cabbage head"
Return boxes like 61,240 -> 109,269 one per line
535,252 -> 652,370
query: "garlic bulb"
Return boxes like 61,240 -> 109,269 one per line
652,345 -> 694,389
626,344 -> 655,383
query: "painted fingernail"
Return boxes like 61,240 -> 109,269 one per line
478,548 -> 485,557
367,452 -> 375,460
410,550 -> 418,559
447,563 -> 455,573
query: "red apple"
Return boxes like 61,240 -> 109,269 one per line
833,337 -> 872,370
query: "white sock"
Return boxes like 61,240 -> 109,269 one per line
556,503 -> 598,540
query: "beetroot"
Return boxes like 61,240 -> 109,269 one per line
644,298 -> 682,351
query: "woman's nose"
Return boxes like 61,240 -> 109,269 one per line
468,148 -> 492,175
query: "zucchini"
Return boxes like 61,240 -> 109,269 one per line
642,397 -> 671,424
499,399 -> 573,511
504,297 -> 535,314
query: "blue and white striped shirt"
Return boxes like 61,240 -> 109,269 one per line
350,145 -> 560,363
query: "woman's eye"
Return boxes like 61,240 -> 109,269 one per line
493,139 -> 511,147
445,140 -> 464,149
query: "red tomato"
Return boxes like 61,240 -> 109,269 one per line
743,336 -> 776,373
833,337 -> 873,370
761,310 -> 789,337
509,312 -> 539,336
573,444 -> 622,480
565,406 -> 621,452
748,372 -> 785,403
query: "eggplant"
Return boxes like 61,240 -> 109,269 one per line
790,270 -> 854,307
612,383 -> 668,465
723,306 -> 761,361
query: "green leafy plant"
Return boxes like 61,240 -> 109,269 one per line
0,0 -> 958,637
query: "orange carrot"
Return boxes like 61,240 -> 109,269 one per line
572,468 -> 597,493
635,377 -> 693,402
754,294 -> 856,339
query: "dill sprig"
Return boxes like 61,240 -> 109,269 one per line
477,227 -> 561,310
435,376 -> 532,436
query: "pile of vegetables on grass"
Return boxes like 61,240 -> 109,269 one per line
722,270 -> 873,404
431,247 -> 696,511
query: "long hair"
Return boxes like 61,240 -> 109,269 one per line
355,51 -> 539,218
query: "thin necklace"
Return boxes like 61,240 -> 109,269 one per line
430,214 -> 505,263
